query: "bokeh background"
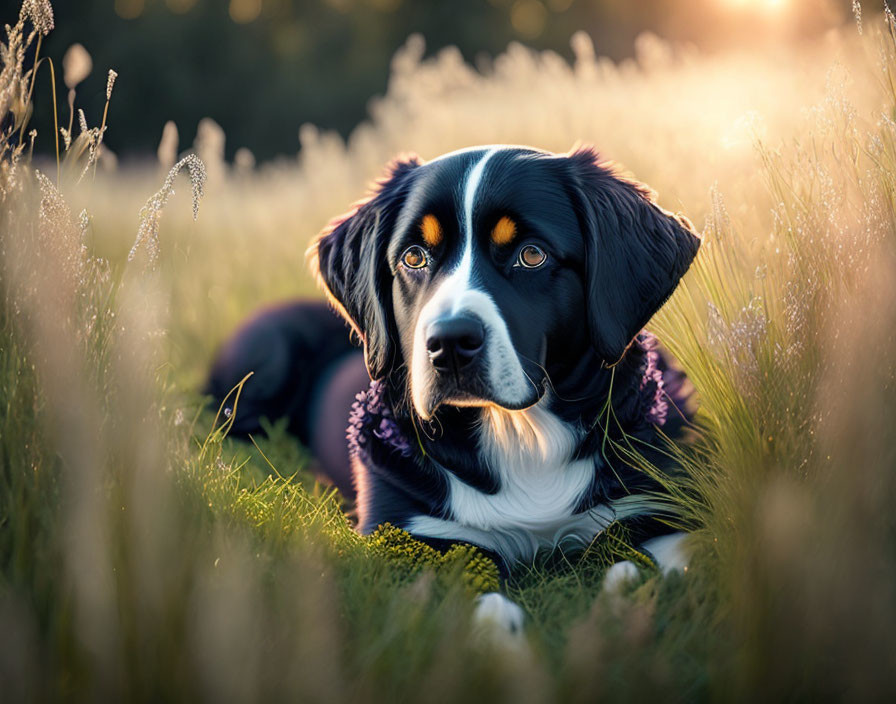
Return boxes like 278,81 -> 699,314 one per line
3,1 -> 896,700
26,0 -> 863,162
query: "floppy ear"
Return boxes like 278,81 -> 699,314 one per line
309,157 -> 420,380
567,148 -> 701,364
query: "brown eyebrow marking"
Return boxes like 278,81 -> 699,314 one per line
420,214 -> 443,247
491,215 -> 517,246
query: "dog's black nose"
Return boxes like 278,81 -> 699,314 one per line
426,316 -> 485,374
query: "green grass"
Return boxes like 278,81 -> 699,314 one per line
3,3 -> 896,701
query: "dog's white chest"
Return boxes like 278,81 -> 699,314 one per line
407,403 -> 614,562
448,440 -> 592,534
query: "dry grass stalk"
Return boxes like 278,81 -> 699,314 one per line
129,154 -> 207,266
0,12 -> 35,197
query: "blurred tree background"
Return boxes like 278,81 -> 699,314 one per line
9,0 -> 855,163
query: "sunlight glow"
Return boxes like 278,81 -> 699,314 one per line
511,0 -> 548,39
229,0 -> 263,24
114,0 -> 144,20
722,0 -> 787,11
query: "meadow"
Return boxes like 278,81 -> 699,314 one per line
2,1 -> 896,700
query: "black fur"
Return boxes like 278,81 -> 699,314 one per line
208,145 -> 700,572
566,150 -> 700,364
205,301 -> 357,443
314,158 -> 421,380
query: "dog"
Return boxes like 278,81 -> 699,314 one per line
207,145 -> 701,633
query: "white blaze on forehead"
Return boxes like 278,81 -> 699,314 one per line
445,148 -> 498,311
460,150 -> 498,278
410,148 -> 535,418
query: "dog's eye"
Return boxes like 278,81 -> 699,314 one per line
400,245 -> 429,270
516,244 -> 547,269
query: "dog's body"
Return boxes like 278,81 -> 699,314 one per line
208,145 -> 700,629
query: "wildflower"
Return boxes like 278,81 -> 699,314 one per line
347,380 -> 413,459
637,333 -> 669,427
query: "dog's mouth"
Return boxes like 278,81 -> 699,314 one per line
415,373 -> 546,420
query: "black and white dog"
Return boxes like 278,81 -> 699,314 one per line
208,145 -> 700,631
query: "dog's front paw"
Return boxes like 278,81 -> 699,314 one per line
474,592 -> 524,633
602,560 -> 641,592
473,592 -> 526,650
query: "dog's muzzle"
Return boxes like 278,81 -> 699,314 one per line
410,286 -> 539,419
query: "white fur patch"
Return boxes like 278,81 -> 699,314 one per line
602,560 -> 641,592
473,592 -> 525,634
472,592 -> 529,653
407,401 -> 687,567
409,148 -> 534,419
601,532 -> 691,592
641,532 -> 690,573
408,401 -> 615,563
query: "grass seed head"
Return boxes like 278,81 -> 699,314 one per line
129,154 -> 207,266
19,0 -> 54,36
62,42 -> 91,89
105,69 -> 117,100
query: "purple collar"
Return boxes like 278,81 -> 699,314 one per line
346,378 -> 414,460
347,332 -> 671,460
637,332 -> 670,427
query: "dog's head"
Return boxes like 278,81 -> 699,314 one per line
311,146 -> 700,421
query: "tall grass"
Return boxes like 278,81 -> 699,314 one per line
2,1 -> 896,700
